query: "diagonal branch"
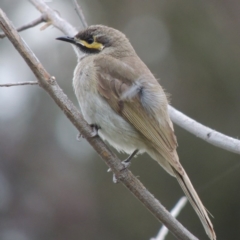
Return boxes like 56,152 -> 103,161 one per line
168,106 -> 240,155
0,81 -> 38,87
72,0 -> 88,28
0,14 -> 47,38
0,7 -> 198,240
151,197 -> 188,240
29,0 -> 77,36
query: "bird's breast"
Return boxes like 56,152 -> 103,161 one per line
72,61 -> 147,154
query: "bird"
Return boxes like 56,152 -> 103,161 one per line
56,25 -> 216,240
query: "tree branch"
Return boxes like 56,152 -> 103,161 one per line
0,14 -> 47,38
0,7 -> 198,240
29,0 -> 77,36
168,106 -> 240,155
72,0 -> 88,28
0,81 -> 38,87
151,197 -> 188,240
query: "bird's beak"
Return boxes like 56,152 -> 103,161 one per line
56,36 -> 76,44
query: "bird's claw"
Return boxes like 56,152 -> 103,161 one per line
112,174 -> 118,184
90,124 -> 100,137
121,161 -> 131,169
108,160 -> 131,183
76,132 -> 84,141
76,124 -> 100,140
107,150 -> 139,183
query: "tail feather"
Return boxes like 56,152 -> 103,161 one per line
172,168 -> 216,240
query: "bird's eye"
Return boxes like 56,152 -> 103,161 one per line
86,36 -> 94,44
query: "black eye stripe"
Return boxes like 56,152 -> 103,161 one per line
74,29 -> 111,51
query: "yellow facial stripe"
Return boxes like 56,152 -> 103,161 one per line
79,39 -> 103,50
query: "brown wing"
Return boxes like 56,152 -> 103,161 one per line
94,55 -> 181,172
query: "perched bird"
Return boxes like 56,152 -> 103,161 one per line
56,25 -> 216,240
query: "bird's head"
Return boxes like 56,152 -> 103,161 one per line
56,25 -> 135,58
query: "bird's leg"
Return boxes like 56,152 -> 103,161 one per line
121,149 -> 139,168
108,149 -> 139,183
76,124 -> 101,141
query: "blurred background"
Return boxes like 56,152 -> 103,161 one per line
1,0 -> 240,239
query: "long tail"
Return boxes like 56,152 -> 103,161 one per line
172,168 -> 216,240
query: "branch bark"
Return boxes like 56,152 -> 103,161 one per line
169,106 -> 240,155
0,81 -> 38,87
72,0 -> 88,28
151,197 -> 188,240
0,14 -> 46,38
0,6 -> 198,240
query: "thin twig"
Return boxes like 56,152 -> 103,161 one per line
72,0 -> 88,28
0,81 -> 38,87
29,0 -> 77,36
168,106 -> 240,155
0,14 -> 47,38
151,197 -> 188,240
0,7 -> 198,240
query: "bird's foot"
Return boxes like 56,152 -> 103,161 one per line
110,161 -> 131,183
76,124 -> 100,140
107,159 -> 131,173
90,124 -> 100,137
76,132 -> 84,141
108,149 -> 139,183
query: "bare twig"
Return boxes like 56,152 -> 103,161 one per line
29,0 -> 77,36
0,81 -> 38,87
72,0 -> 88,28
168,106 -> 240,155
0,14 -> 47,38
0,7 -> 198,240
151,197 -> 188,240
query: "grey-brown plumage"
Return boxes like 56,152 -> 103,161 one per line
56,25 -> 216,240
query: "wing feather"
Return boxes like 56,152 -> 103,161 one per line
95,56 -> 181,172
